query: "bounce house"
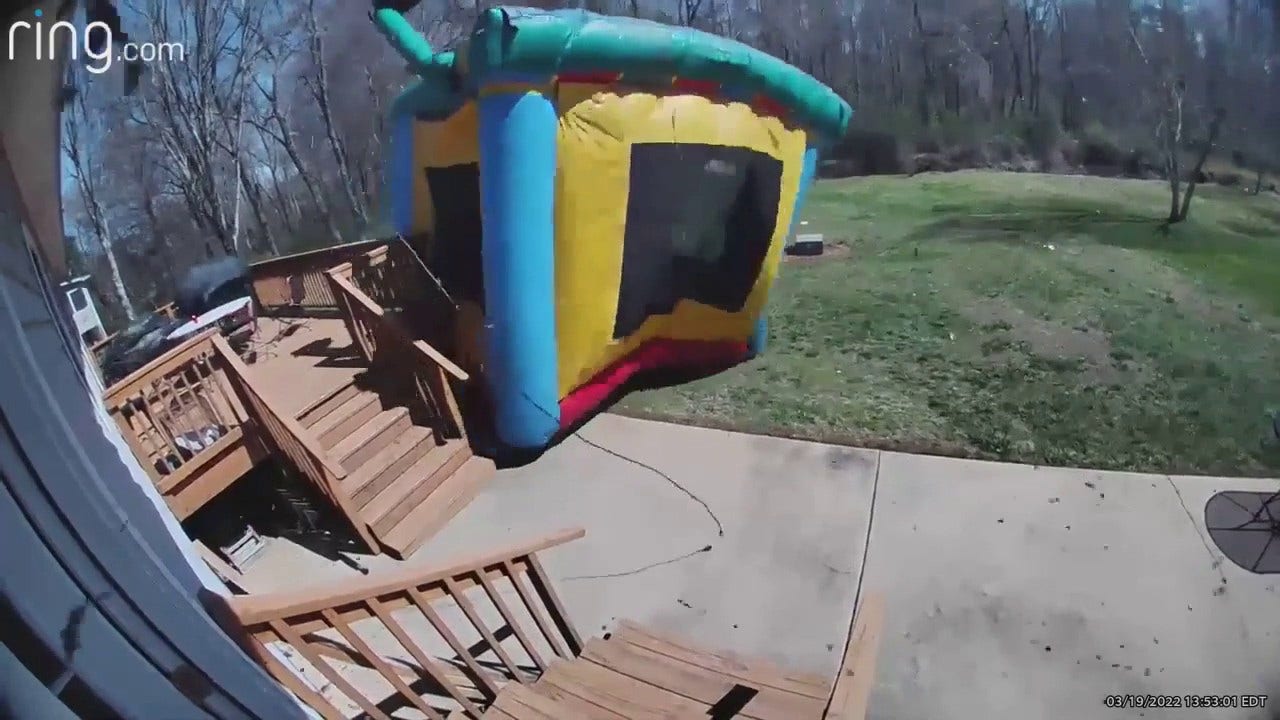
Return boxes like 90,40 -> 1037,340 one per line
373,3 -> 851,453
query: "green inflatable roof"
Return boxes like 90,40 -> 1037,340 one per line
374,6 -> 852,141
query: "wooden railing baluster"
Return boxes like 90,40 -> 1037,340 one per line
443,576 -> 528,683
247,631 -> 347,720
270,619 -> 394,720
227,530 -> 586,718
248,239 -> 388,317
325,270 -> 469,441
525,553 -> 584,656
408,587 -> 503,701
501,559 -> 572,660
320,607 -> 447,720
475,568 -> 549,672
368,596 -> 487,718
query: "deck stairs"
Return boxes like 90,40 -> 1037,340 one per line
295,374 -> 492,559
479,620 -> 843,720
229,529 -> 884,720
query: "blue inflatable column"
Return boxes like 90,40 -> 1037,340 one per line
387,111 -> 415,235
791,146 -> 821,236
749,145 -> 819,358
478,89 -> 561,448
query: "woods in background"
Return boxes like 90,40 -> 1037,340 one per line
62,0 -> 1280,329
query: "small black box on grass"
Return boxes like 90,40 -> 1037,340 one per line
785,233 -> 825,257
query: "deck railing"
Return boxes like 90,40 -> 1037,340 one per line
227,528 -> 585,720
326,269 -> 468,442
249,240 -> 387,317
351,242 -> 453,341
209,334 -> 378,552
103,329 -> 246,484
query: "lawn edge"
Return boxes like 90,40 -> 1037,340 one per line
607,408 -> 1280,480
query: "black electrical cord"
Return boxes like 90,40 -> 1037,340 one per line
407,235 -> 726,575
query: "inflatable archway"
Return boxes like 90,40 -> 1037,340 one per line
374,5 -> 851,452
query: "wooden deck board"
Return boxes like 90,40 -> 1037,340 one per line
242,317 -> 363,418
612,621 -> 832,700
580,637 -> 825,720
825,593 -> 886,720
483,621 -> 842,720
542,655 -> 714,719
491,682 -> 590,720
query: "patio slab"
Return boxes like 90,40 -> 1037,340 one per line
234,414 -> 1280,719
864,450 -> 1280,720
417,413 -> 879,677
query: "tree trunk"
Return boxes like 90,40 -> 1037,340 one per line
1057,4 -> 1075,129
237,160 -> 279,255
913,0 -> 934,125
305,0 -> 367,229
1167,169 -> 1182,224
259,76 -> 342,243
63,97 -> 137,322
1001,11 -> 1024,116
98,216 -> 136,324
1174,111 -> 1225,223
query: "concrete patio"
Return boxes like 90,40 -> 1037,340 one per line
239,413 -> 1280,719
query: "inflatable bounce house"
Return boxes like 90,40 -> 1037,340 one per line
373,3 -> 851,453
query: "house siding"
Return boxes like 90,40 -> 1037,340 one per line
0,121 -> 307,719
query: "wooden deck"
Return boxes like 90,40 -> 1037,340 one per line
103,239 -> 493,560
243,316 -> 363,419
223,528 -> 885,720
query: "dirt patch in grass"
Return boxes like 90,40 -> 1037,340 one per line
964,297 -> 1124,385
1161,275 -> 1258,329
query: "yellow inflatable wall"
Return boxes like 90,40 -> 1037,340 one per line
552,82 -> 806,396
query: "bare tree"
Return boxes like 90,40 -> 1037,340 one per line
63,89 -> 136,322
1129,4 -> 1226,225
301,0 -> 368,228
126,0 -> 271,256
60,0 -> 1280,302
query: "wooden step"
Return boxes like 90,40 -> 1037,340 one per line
487,680 -> 591,719
366,439 -> 470,535
580,635 -> 826,720
377,454 -> 495,559
330,407 -> 411,473
347,425 -> 435,507
526,678 -> 619,719
296,380 -> 361,428
545,656 -> 716,719
311,390 -> 381,448
609,620 -> 831,700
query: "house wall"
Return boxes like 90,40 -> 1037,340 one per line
0,3 -> 309,715
1,153 -> 309,720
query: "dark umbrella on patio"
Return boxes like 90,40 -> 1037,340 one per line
174,256 -> 250,318
1206,491 -> 1280,574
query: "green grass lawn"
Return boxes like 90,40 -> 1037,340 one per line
616,171 -> 1280,475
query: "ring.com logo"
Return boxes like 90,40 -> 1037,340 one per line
6,8 -> 184,75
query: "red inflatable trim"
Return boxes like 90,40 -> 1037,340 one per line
559,338 -> 749,429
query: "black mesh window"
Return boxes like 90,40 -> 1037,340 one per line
614,143 -> 782,339
424,164 -> 484,308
